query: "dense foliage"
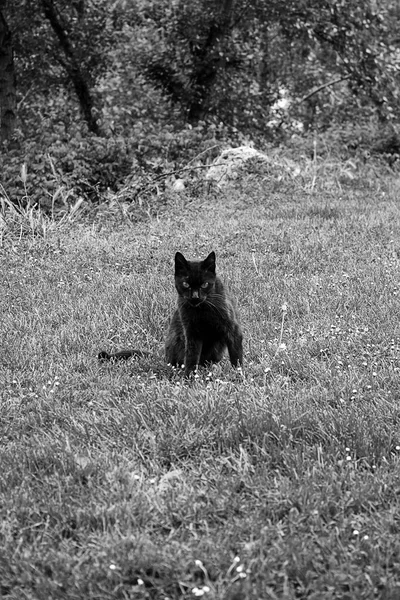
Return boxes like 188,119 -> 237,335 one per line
1,0 -> 400,208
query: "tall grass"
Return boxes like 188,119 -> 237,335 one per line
2,158 -> 400,599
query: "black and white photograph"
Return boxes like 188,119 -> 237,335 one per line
1,1 -> 400,598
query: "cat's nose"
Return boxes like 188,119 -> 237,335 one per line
192,290 -> 199,298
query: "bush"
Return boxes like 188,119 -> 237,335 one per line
1,97 -> 252,210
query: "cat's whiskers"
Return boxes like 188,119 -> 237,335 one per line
208,293 -> 228,308
204,298 -> 226,320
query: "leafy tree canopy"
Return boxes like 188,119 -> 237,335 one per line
1,0 -> 399,205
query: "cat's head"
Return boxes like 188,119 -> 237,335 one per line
174,251 -> 216,307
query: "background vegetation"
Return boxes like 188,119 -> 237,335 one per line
1,0 -> 400,209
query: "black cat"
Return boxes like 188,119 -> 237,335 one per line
99,251 -> 243,376
165,251 -> 243,375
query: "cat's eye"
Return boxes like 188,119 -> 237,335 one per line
182,281 -> 190,288
201,282 -> 209,288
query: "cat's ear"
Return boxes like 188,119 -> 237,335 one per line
203,251 -> 216,274
175,251 -> 189,275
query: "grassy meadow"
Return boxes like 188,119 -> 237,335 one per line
2,161 -> 400,599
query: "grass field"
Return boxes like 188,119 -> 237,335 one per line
2,162 -> 400,599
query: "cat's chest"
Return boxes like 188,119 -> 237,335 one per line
181,304 -> 225,335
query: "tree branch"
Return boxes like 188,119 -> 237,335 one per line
298,74 -> 352,104
41,0 -> 100,134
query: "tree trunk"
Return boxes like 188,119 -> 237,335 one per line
0,6 -> 16,143
41,0 -> 100,135
187,0 -> 235,122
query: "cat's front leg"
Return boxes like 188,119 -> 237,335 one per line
227,327 -> 243,368
184,338 -> 203,376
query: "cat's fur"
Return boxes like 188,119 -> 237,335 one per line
165,251 -> 243,375
99,251 -> 243,376
98,349 -> 149,362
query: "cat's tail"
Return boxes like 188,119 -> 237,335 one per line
98,349 -> 150,362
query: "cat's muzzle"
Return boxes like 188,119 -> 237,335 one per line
188,298 -> 203,307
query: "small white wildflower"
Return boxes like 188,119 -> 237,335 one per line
236,564 -> 244,573
194,560 -> 204,568
396,446 -> 400,451
363,535 -> 369,541
109,564 -> 117,570
192,586 -> 210,597
353,529 -> 360,536
137,578 -> 144,586
281,303 -> 288,312
20,163 -> 28,183
233,556 -> 240,563
238,572 -> 247,579
172,178 -> 185,192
